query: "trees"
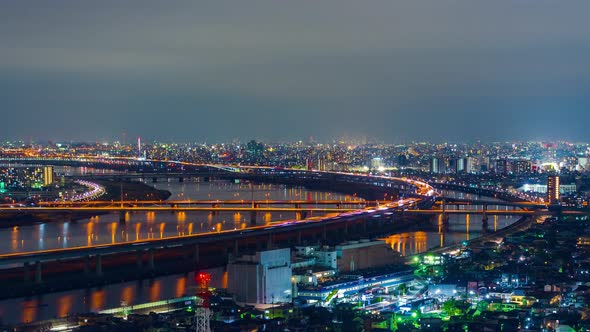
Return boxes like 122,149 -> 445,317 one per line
442,299 -> 462,317
396,283 -> 408,296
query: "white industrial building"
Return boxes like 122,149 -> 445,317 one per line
227,248 -> 292,305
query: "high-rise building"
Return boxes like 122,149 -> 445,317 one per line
430,157 -> 440,174
456,158 -> 472,173
43,166 -> 53,187
465,157 -> 474,173
496,159 -> 509,175
513,160 -> 532,174
547,175 -> 560,204
397,154 -> 408,168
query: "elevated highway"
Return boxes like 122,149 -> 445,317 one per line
34,199 -> 370,207
0,160 -> 438,293
435,198 -> 547,209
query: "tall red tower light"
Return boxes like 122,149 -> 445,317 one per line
194,272 -> 212,332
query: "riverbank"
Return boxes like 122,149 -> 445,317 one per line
415,215 -> 535,258
93,179 -> 172,201
0,180 -> 171,227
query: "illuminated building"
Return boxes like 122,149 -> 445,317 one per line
371,157 -> 384,172
513,160 -> 532,174
43,166 -> 53,186
547,175 -> 560,204
227,248 -> 292,304
429,157 -> 440,174
296,268 -> 413,304
519,183 -> 576,195
496,158 -> 509,175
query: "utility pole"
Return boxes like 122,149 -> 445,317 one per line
195,272 -> 212,332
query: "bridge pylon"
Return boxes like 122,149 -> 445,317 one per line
119,211 -> 127,223
441,198 -> 449,225
482,204 -> 489,225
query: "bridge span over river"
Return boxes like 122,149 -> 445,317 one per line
0,157 -> 574,299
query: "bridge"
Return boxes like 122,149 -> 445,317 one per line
409,209 -> 539,216
435,198 -> 547,209
0,157 -> 565,297
0,199 -> 417,288
35,199 -> 371,207
2,199 -> 379,224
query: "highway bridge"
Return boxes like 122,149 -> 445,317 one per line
35,199 -> 370,207
0,199 -> 419,289
0,157 -> 563,297
0,159 -> 438,292
435,198 -> 547,209
22,199 -> 372,223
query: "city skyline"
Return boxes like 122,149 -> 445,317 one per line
4,1 -> 590,330
2,0 -> 590,143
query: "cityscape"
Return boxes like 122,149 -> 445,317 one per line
2,1 -> 590,332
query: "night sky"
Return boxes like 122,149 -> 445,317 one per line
1,0 -> 590,143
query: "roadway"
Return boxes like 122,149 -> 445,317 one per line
33,199 -> 370,207
0,198 -> 419,265
0,206 -> 362,213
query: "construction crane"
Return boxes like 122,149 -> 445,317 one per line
194,272 -> 212,332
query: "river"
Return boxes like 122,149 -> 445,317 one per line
0,173 -> 520,325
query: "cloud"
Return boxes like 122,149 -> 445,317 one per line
1,0 -> 589,142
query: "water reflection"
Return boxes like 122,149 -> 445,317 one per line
0,180 -> 354,254
0,184 -> 525,324
148,280 -> 161,303
384,231 -> 428,256
383,211 -> 520,257
90,289 -> 105,312
11,226 -> 18,251
121,286 -> 134,306
21,299 -> 38,323
57,295 -> 73,318
174,277 -> 186,299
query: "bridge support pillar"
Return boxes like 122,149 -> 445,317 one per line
267,234 -> 273,250
136,251 -> 143,270
212,204 -> 220,216
148,249 -> 155,270
250,211 -> 257,225
23,262 -> 30,283
296,211 -> 308,220
34,261 -> 42,284
193,244 -> 200,264
96,255 -> 103,277
178,177 -> 184,182
84,255 -> 90,276
119,211 -> 126,223
233,240 -> 239,257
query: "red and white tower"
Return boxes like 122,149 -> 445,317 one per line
194,272 -> 212,332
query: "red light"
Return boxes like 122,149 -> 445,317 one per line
195,272 -> 211,284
